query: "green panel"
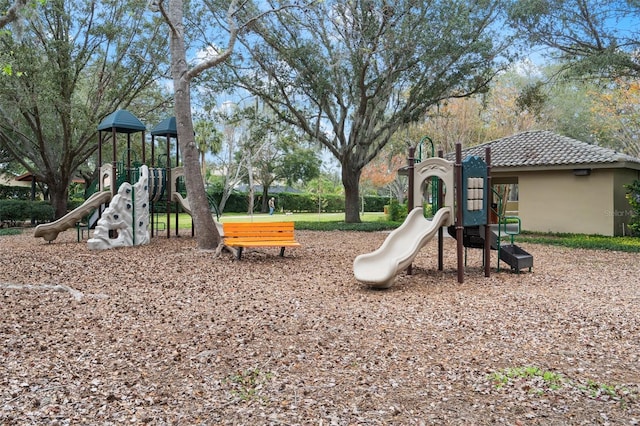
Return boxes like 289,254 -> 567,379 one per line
462,156 -> 488,226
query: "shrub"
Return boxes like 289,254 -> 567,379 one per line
625,180 -> 640,236
0,199 -> 30,224
0,184 -> 33,199
386,199 -> 407,222
0,199 -> 53,225
295,221 -> 398,232
30,201 -> 55,223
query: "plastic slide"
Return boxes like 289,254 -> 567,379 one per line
171,192 -> 224,236
353,207 -> 451,289
172,192 -> 191,215
34,191 -> 112,242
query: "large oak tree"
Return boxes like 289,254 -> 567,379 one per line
508,0 -> 640,78
0,0 -> 168,218
214,0 -> 517,222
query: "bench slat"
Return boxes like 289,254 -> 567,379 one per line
222,222 -> 300,259
227,241 -> 301,247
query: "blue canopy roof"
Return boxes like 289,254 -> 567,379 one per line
151,116 -> 177,137
97,110 -> 146,133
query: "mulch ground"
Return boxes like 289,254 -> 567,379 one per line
1,227 -> 639,425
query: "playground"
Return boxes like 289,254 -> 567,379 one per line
1,228 -> 639,424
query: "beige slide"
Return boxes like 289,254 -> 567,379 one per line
172,192 -> 191,214
34,191 -> 112,242
172,192 -> 224,236
353,207 -> 451,289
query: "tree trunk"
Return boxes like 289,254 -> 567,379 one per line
261,185 -> 269,213
169,0 -> 219,249
49,183 -> 69,220
200,151 -> 207,181
245,148 -> 255,215
342,165 -> 361,223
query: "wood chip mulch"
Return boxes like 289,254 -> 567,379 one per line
1,228 -> 639,425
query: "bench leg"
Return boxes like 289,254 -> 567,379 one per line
236,247 -> 243,260
279,247 -> 285,257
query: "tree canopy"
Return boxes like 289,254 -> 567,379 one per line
212,0 -> 517,222
0,0 -> 169,218
508,0 -> 640,78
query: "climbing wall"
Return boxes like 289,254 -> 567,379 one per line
87,165 -> 150,250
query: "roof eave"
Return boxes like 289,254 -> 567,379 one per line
491,161 -> 640,173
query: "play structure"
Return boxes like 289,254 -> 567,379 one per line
34,110 -> 221,248
353,141 -> 533,289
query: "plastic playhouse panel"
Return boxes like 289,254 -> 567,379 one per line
462,156 -> 488,226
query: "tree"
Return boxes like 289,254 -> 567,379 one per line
153,0 -> 310,248
361,152 -> 406,200
194,116 -> 223,178
249,119 -> 321,213
0,0 -> 33,30
0,0 -> 169,218
152,0 -> 245,250
508,0 -> 640,79
218,0 -> 517,222
587,78 -> 640,157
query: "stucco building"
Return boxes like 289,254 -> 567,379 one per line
459,130 -> 640,237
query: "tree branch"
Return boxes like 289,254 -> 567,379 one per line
1,282 -> 85,301
0,0 -> 27,29
151,0 -> 178,36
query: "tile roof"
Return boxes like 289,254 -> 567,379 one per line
452,130 -> 640,168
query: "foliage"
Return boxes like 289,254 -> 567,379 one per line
507,0 -> 640,79
194,117 -> 224,178
0,199 -> 53,224
0,227 -> 21,235
489,365 -> 635,404
0,0 -> 170,219
295,220 -> 399,232
624,179 -> 640,236
360,150 -> 407,202
490,366 -> 564,391
386,199 -> 408,222
413,63 -> 553,152
217,0 -> 516,222
588,79 -> 640,157
0,183 -> 32,199
225,368 -> 273,403
207,189 -> 387,215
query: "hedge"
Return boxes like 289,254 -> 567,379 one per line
0,199 -> 54,225
204,191 -> 389,214
0,184 -> 33,200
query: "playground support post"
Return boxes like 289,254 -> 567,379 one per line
437,148 -> 444,271
455,143 -> 464,284
406,146 -> 416,276
484,147 -> 492,278
111,128 -> 117,198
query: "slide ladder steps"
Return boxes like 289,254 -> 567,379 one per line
448,224 -> 533,273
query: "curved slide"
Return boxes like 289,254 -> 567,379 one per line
172,192 -> 191,215
353,207 -> 451,289
172,192 -> 224,236
34,191 -> 112,242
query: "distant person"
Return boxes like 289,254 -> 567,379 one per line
268,197 -> 275,215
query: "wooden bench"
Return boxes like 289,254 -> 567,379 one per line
222,222 -> 301,259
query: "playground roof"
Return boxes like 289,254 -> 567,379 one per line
456,130 -> 640,170
151,117 -> 177,137
97,110 -> 146,133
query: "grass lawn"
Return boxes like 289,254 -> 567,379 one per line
218,212 -> 387,223
162,211 -> 387,228
3,211 -> 638,252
